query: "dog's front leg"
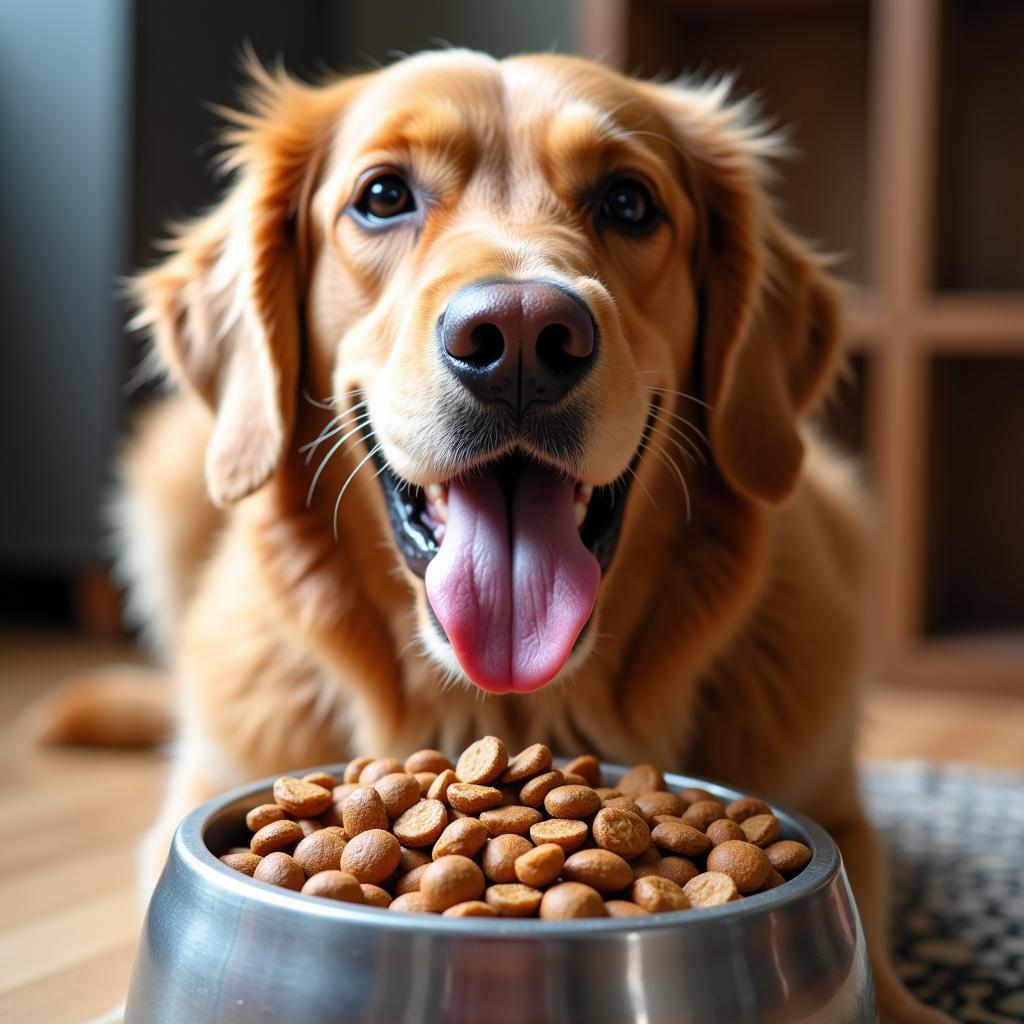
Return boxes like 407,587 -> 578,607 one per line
137,726 -> 234,906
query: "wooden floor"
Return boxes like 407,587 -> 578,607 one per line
1,632 -> 1022,1023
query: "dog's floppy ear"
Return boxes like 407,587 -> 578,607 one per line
134,64 -> 341,507
649,80 -> 842,505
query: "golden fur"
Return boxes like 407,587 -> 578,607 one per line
40,51 -> 947,1022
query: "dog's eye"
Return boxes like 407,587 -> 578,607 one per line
599,178 -> 659,231
354,173 -> 416,222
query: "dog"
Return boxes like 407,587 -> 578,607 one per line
37,50 -> 949,1023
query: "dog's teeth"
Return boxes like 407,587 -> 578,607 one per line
576,483 -> 593,505
434,523 -> 446,542
425,483 -> 444,502
425,483 -> 448,525
574,501 -> 587,528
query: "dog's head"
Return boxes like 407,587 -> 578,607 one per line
137,51 -> 841,694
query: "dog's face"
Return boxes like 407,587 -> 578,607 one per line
139,51 -> 840,696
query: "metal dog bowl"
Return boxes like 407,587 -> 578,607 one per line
125,763 -> 877,1023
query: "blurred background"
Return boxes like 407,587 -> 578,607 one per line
1,2 -> 1022,1020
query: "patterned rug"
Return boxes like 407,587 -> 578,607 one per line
862,762 -> 1024,1023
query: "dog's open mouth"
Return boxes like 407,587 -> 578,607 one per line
371,409 -> 653,694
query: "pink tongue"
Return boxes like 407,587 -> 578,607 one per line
425,463 -> 600,693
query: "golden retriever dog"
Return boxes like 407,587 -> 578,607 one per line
38,50 -> 949,1023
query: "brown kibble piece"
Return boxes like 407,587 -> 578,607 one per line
219,852 -> 262,876
606,900 -> 650,918
396,847 -> 431,877
432,817 -> 489,860
683,871 -> 741,907
617,764 -> 664,797
414,772 -> 437,795
540,882 -> 606,919
592,807 -> 651,860
759,868 -> 786,891
706,840 -> 771,894
389,892 -> 433,913
479,805 -> 543,836
394,863 -> 430,896
344,756 -> 374,784
486,883 -> 544,917
634,856 -> 700,888
404,749 -> 454,775
631,875 -> 690,913
358,758 -> 404,786
392,799 -> 448,847
427,768 -> 457,803
245,803 -> 286,832
634,791 -> 685,822
562,771 -> 589,786
603,796 -> 644,817
296,819 -> 323,838
725,797 -> 772,823
340,828 -> 401,884
678,787 -> 717,806
253,851 -> 304,891
564,755 -> 601,787
544,785 -> 601,820
741,814 -> 781,848
444,900 -> 497,917
332,783 -> 360,804
293,826 -> 348,877
373,773 -> 422,820
681,800 -> 727,831
420,854 -> 486,911
360,883 -> 393,907
651,821 -> 713,858
562,849 -> 633,893
302,771 -> 338,790
765,840 -> 812,875
481,834 -> 533,883
514,843 -> 565,888
501,743 -> 553,783
342,787 -> 390,837
529,818 -> 589,852
519,770 -> 564,808
251,819 -> 304,856
456,736 -> 508,785
706,818 -> 745,846
273,777 -> 333,818
447,783 -> 504,814
301,870 -> 364,902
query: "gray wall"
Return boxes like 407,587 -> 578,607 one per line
0,0 -> 131,568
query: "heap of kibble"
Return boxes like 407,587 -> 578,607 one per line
219,737 -> 812,919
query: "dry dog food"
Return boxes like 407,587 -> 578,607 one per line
219,737 -> 812,918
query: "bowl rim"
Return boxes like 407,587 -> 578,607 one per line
171,761 -> 842,937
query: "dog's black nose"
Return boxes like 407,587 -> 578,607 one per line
438,280 -> 596,409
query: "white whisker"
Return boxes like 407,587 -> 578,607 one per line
301,410 -> 371,463
645,385 -> 711,411
652,411 -> 706,466
306,421 -> 372,507
333,444 -> 382,540
654,405 -> 712,449
625,459 -> 657,510
646,439 -> 692,523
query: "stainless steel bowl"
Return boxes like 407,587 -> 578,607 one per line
126,764 -> 876,1023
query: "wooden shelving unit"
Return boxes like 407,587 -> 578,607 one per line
576,0 -> 1024,694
